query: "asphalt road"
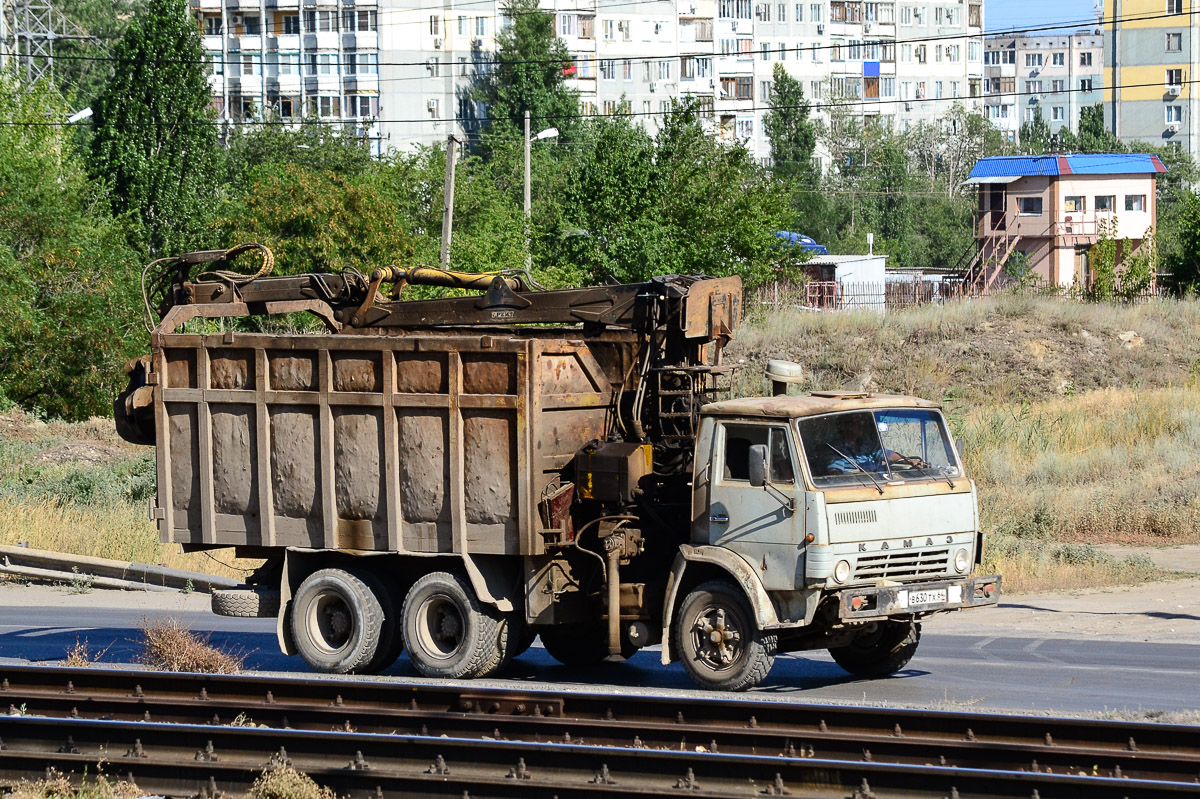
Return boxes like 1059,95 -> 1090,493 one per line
1,590 -> 1197,716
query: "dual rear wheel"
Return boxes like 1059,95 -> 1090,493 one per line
289,567 -> 512,677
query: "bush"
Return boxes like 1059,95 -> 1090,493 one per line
138,617 -> 246,674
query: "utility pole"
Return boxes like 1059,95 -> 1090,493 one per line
524,109 -> 532,270
2,0 -> 98,89
440,135 -> 458,269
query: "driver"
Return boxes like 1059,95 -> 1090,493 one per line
827,414 -> 926,475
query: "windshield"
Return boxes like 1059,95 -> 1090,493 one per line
797,409 -> 961,489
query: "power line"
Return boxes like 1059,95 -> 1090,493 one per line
0,73 -> 1191,128
0,6 -> 1168,71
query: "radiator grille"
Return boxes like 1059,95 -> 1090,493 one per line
833,509 -> 878,526
854,548 -> 950,581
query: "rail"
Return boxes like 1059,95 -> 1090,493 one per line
0,665 -> 1196,798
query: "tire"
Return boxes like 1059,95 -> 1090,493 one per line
211,586 -> 280,618
365,576 -> 405,673
401,571 -> 505,679
289,568 -> 387,674
674,579 -> 776,692
829,620 -> 921,678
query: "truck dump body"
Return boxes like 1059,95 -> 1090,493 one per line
155,329 -> 629,557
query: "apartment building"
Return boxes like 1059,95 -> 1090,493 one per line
193,0 -> 985,159
1102,0 -> 1198,156
984,33 -> 1103,143
193,0 -> 382,153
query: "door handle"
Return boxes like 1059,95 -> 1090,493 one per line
709,514 -> 729,523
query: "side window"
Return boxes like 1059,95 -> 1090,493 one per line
720,424 -> 794,483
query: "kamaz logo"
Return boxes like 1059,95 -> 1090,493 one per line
491,310 -> 516,319
859,535 -> 954,552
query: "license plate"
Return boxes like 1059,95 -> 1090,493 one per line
906,588 -> 947,607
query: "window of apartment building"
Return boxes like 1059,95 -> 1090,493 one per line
576,57 -> 593,78
947,44 -> 960,61
810,79 -> 823,98
849,40 -> 862,59
1051,79 -> 1064,92
1167,68 -> 1183,86
1167,105 -> 1183,123
302,10 -> 336,31
756,3 -> 771,21
602,100 -> 618,115
738,37 -> 754,54
935,44 -> 942,62
346,53 -> 377,74
304,53 -> 337,75
616,19 -> 631,40
831,40 -> 844,60
458,56 -> 467,76
344,10 -> 376,32
761,41 -> 771,59
241,16 -> 261,35
430,14 -> 442,35
735,117 -> 754,138
1095,195 -> 1115,212
737,0 -> 753,18
934,80 -> 943,98
1025,80 -> 1042,93
560,14 -> 578,36
622,59 -> 632,80
986,77 -> 1000,94
1052,106 -> 1064,121
600,59 -> 615,80
1081,78 -> 1094,92
318,95 -> 341,117
1025,52 -> 1042,67
984,50 -> 998,65
760,80 -> 772,100
1125,195 -> 1146,212
968,2 -> 981,26
881,76 -> 895,96
204,16 -> 222,35
778,42 -> 787,59
810,3 -> 823,21
1064,196 -> 1085,212
969,40 -> 981,61
900,5 -> 912,25
426,58 -> 441,78
1002,77 -> 1015,93
719,0 -> 734,17
1166,32 -> 1182,52
602,19 -> 615,39
1167,0 -> 1182,14
736,76 -> 754,98
345,94 -> 374,118
778,3 -> 787,21
1024,107 -> 1035,121
278,97 -> 298,118
794,3 -> 804,20
1080,51 -> 1093,66
207,52 -> 223,75
281,14 -> 299,34
1017,197 -> 1043,216
915,44 -> 926,62
811,43 -> 821,60
1052,52 -> 1064,66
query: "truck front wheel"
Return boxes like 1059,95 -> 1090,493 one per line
290,568 -> 389,674
675,579 -> 776,691
402,571 -> 506,679
829,620 -> 921,678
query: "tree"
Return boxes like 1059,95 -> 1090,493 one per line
0,73 -> 142,418
224,117 -> 374,189
472,0 -> 580,144
89,0 -> 219,255
1018,106 -> 1052,154
763,63 -> 817,183
1163,189 -> 1200,291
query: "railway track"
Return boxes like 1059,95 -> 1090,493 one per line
0,664 -> 1197,798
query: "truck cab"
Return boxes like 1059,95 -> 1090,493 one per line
664,391 -> 1000,690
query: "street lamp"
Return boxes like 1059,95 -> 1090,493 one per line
524,109 -> 559,268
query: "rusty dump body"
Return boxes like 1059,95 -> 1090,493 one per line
118,246 -> 998,691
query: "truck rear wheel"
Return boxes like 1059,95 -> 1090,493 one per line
829,620 -> 921,678
290,568 -> 388,674
402,571 -> 505,679
675,579 -> 776,691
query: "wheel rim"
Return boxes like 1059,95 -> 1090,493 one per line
688,602 -> 746,673
306,591 -> 354,655
416,594 -> 465,662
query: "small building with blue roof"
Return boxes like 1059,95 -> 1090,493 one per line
962,154 -> 1166,291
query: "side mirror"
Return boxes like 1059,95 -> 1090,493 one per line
748,444 -> 768,487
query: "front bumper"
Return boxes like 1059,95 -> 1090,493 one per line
837,574 -> 1001,620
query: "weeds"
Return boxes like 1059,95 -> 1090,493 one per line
63,638 -> 107,667
248,766 -> 339,799
7,769 -> 142,799
68,567 -> 94,595
137,617 -> 246,674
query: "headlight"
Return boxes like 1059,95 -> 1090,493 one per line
954,548 -> 970,573
834,560 -> 851,583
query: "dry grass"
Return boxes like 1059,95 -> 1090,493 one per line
734,295 -> 1200,591
62,638 -> 107,667
7,770 -> 142,799
249,767 -> 339,799
137,617 -> 246,674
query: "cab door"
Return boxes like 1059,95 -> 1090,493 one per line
704,421 -> 805,591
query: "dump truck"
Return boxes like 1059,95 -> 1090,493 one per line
116,245 -> 1000,691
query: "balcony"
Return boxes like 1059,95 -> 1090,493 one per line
203,34 -> 224,50
273,33 -> 299,50
240,34 -> 262,50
